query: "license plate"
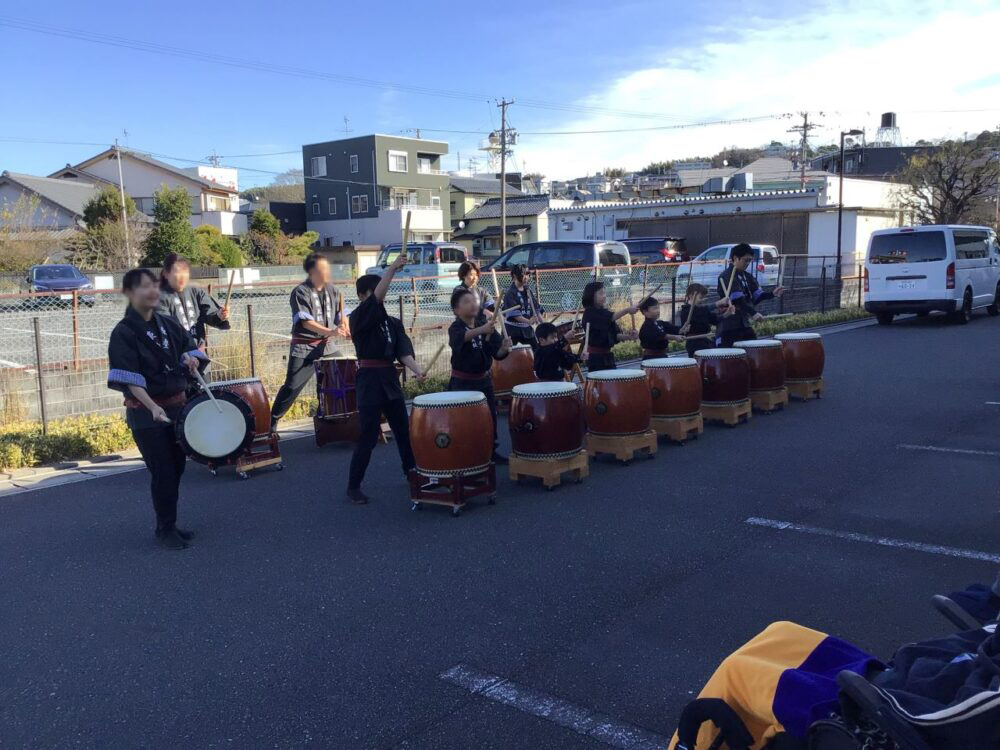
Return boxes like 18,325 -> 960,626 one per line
59,294 -> 72,300
896,281 -> 916,290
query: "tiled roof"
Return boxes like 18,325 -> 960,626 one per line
465,196 -> 551,220
0,171 -> 102,217
450,176 -> 523,196
66,149 -> 235,193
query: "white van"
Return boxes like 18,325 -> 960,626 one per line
366,242 -> 469,289
864,225 -> 1000,325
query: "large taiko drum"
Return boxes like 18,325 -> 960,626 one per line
774,333 -> 825,382
175,391 -> 256,465
641,358 -> 701,418
694,348 -> 751,405
210,377 -> 271,435
491,344 -> 536,394
410,391 -> 493,477
733,340 -> 785,392
584,369 -> 651,436
509,381 -> 584,459
315,355 -> 359,418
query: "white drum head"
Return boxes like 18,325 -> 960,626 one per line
733,340 -> 782,349
183,400 -> 249,458
511,343 -> 533,350
513,381 -> 578,397
774,332 -> 822,340
694,348 -> 747,358
209,377 -> 262,387
414,391 -> 486,407
587,368 -> 646,381
642,357 -> 698,368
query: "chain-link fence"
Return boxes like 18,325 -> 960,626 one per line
0,256 -> 865,428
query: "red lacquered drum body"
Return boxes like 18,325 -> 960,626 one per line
210,377 -> 271,435
641,358 -> 701,418
509,382 -> 584,459
584,369 -> 651,436
774,333 -> 825,381
410,392 -> 493,477
315,356 -> 359,417
733,340 -> 785,392
694,348 -> 751,405
491,344 -> 536,394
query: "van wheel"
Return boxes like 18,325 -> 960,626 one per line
987,284 -> 1000,316
952,290 -> 972,324
876,313 -> 894,326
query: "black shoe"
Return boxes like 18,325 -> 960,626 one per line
175,527 -> 195,542
346,487 -> 370,505
492,451 -> 509,465
155,528 -> 189,550
270,417 -> 279,433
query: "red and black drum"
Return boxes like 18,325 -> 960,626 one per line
208,377 -> 271,436
733,340 -> 785,393
410,391 -> 493,477
774,333 -> 825,383
509,381 -> 584,460
694,348 -> 751,406
641,357 -> 701,418
315,355 -> 359,418
491,344 -> 536,395
584,369 -> 651,436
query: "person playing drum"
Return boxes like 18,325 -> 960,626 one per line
107,268 -> 205,550
501,264 -> 543,349
456,260 -> 495,324
346,254 -> 426,505
678,283 -> 733,357
270,252 -> 346,431
715,243 -> 784,347
157,252 -> 231,347
638,296 -> 686,361
448,287 -> 512,464
580,281 -> 638,373
533,322 -> 579,381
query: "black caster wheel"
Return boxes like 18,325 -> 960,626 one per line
210,469 -> 218,477
410,501 -> 423,511
275,463 -> 284,471
451,506 -> 462,517
487,495 -> 497,504
238,472 -> 249,480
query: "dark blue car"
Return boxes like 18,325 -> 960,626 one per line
27,264 -> 96,306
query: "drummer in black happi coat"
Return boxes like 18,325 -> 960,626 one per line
270,253 -> 346,430
345,253 -> 425,505
580,281 -> 638,372
638,296 -> 685,360
157,252 -> 231,346
108,269 -> 204,550
715,243 -> 784,347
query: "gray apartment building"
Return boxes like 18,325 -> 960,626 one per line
303,134 -> 450,247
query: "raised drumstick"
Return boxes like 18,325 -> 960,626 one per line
491,269 -> 508,337
423,341 -> 447,375
223,269 -> 237,311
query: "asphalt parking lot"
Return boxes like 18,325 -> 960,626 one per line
1,311 -> 998,749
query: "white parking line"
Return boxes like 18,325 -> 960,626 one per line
898,444 -> 1000,458
439,664 -> 670,750
986,402 -> 1000,406
746,517 -> 1000,563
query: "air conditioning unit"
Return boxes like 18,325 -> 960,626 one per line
729,172 -> 753,192
703,177 -> 726,193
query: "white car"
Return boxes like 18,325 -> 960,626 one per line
365,242 -> 469,290
864,225 -> 1000,324
678,244 -> 780,289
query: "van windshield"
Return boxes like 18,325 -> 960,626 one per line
869,232 -> 947,264
598,245 -> 628,266
377,245 -> 426,265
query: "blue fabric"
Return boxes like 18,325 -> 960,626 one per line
293,311 -> 315,323
730,291 -> 746,300
772,635 -> 879,738
752,288 -> 764,301
108,368 -> 147,388
185,349 -> 209,362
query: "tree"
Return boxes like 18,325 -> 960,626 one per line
239,169 -> 305,203
638,161 -> 673,175
272,168 -> 304,186
895,139 -> 1000,225
194,225 -> 243,267
69,186 -> 147,269
142,185 -> 198,266
0,194 -> 63,273
82,186 -> 136,228
249,209 -> 281,238
603,167 -> 627,179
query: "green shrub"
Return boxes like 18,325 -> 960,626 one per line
0,414 -> 135,471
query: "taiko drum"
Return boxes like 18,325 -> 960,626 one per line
584,369 -> 651,436
733,340 -> 786,392
509,381 -> 584,459
774,333 -> 825,381
491,343 -> 536,394
641,358 -> 702,418
315,355 -> 359,418
410,391 -> 493,477
209,377 -> 271,435
694,348 -> 751,405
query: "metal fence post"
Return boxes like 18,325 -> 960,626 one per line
247,304 -> 257,378
71,290 -> 80,372
670,274 -> 677,322
790,257 -> 799,312
778,258 -> 785,314
410,278 -> 419,321
820,265 -> 828,313
398,295 -> 405,324
32,317 -> 48,434
857,263 -> 863,308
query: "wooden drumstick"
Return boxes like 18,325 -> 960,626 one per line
577,321 -> 590,359
192,368 -> 223,413
490,269 -> 508,337
423,341 -> 447,375
223,269 -> 236,311
401,210 -> 412,258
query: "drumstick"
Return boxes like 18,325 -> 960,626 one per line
577,322 -> 590,359
401,210 -> 412,259
490,269 -> 508,337
423,341 -> 447,375
192,368 -> 223,413
223,269 -> 236,311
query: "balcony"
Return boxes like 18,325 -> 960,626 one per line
378,205 -> 444,231
192,211 -> 248,236
417,167 -> 448,176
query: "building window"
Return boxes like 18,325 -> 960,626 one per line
206,195 -> 229,211
328,197 -> 337,215
449,201 -> 456,216
388,150 -> 408,173
310,156 -> 327,177
431,195 -> 441,208
418,156 -> 433,174
312,202 -> 320,215
351,195 -> 369,214
350,155 -> 359,174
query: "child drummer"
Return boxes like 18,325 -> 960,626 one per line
448,287 -> 513,464
677,283 -> 732,357
580,281 -> 638,373
533,322 -> 579,381
638,296 -> 686,360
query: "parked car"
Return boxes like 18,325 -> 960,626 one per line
677,244 -> 780,288
26,264 -> 96,306
864,225 -> 1000,325
365,242 -> 469,289
622,236 -> 690,264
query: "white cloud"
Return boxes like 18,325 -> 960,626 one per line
517,0 -> 1000,178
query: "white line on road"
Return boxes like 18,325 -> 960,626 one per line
986,402 -> 1000,406
439,664 -> 670,750
898,444 -> 1000,458
746,517 -> 1000,563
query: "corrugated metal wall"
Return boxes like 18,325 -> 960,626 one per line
619,212 -> 809,255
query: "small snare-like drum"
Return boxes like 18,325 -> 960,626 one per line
315,355 -> 358,418
774,333 -> 825,382
641,358 -> 701,418
209,377 -> 271,435
733,340 -> 785,392
694,348 -> 751,405
509,381 -> 584,459
491,343 -> 536,394
175,391 -> 256,465
410,391 -> 493,477
584,369 -> 651,436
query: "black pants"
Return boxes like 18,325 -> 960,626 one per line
347,398 -> 415,489
508,326 -> 537,351
271,348 -> 324,421
685,338 -> 715,358
448,376 -> 499,448
586,353 -> 617,373
718,327 -> 756,348
132,422 -> 187,530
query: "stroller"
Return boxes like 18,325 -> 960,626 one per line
673,572 -> 1000,750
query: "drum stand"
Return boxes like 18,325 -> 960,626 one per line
651,413 -> 704,444
786,377 -> 824,400
586,430 -> 657,465
407,464 -> 497,517
509,449 -> 589,490
208,431 -> 283,480
314,414 -> 391,447
701,399 -> 752,426
750,387 -> 789,413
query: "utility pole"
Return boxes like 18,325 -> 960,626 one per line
787,112 -> 822,189
497,98 -> 514,255
114,139 -> 132,265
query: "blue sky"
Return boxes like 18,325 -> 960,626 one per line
2,0 -> 998,188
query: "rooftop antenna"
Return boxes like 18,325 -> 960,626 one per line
204,150 -> 221,167
343,116 -> 352,135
